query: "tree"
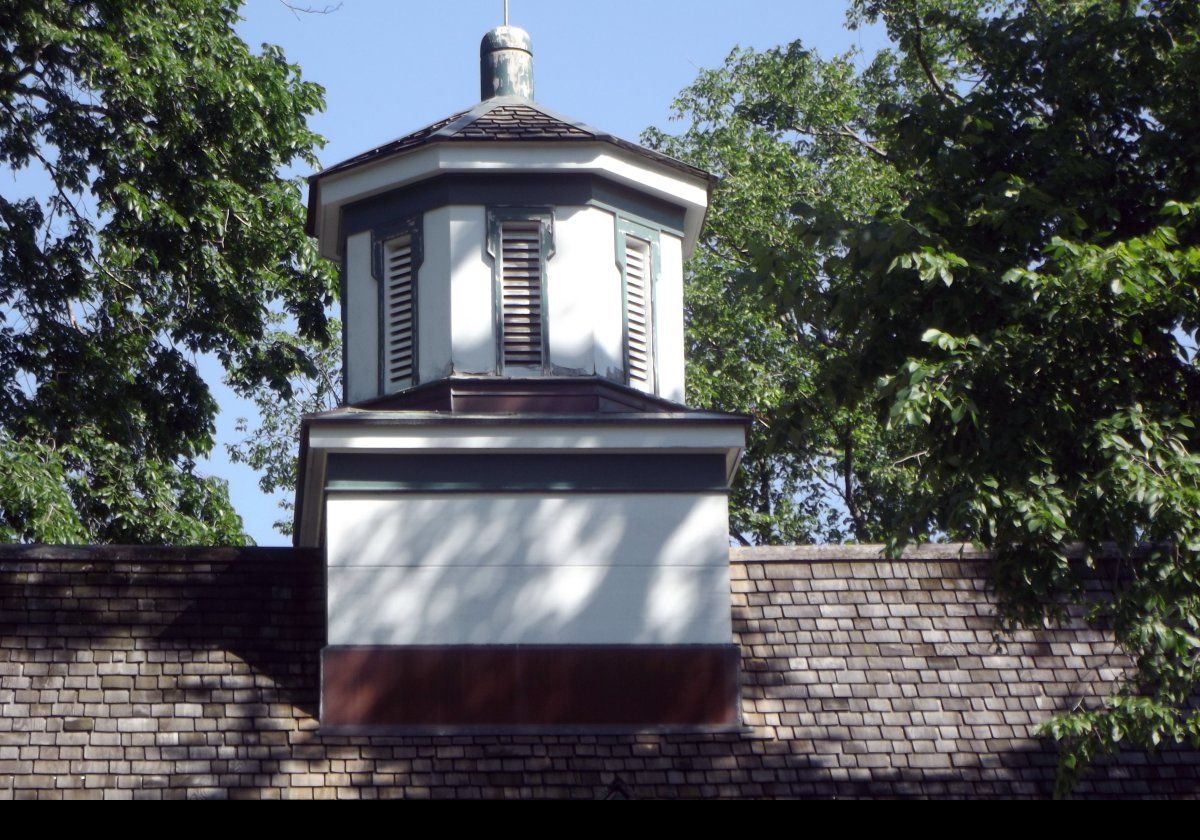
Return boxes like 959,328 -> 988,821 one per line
757,0 -> 1198,793
0,1 -> 337,543
227,317 -> 340,537
649,0 -> 1199,793
643,38 -> 947,544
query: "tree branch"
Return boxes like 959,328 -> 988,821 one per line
840,432 -> 868,538
908,15 -> 962,106
9,78 -> 110,118
0,44 -> 47,95
891,449 -> 929,467
279,1 -> 343,18
790,120 -> 890,162
835,125 -> 890,160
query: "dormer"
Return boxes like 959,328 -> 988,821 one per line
306,26 -> 713,408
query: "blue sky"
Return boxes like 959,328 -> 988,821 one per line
209,0 -> 892,544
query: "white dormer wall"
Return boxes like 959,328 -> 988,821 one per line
342,201 -> 688,405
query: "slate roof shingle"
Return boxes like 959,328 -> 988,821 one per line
311,96 -> 711,184
2,543 -> 1197,799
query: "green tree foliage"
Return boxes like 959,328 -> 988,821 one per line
643,38 -> 943,543
227,318 -> 340,537
652,0 -> 1199,793
0,1 -> 337,543
779,1 -> 1199,793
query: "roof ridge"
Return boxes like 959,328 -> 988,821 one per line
505,99 -> 610,138
431,98 -> 503,140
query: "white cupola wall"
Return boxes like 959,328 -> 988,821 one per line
336,189 -> 692,404
306,28 -> 711,408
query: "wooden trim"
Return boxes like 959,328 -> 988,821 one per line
321,645 -> 740,729
338,174 -> 690,241
344,376 -> 702,414
0,545 -> 317,564
487,207 -> 554,376
325,452 -> 730,493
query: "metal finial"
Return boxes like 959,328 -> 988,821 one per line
504,0 -> 509,26
480,20 -> 533,100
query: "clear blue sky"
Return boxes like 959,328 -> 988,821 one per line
208,0 -> 892,544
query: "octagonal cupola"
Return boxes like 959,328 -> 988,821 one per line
298,24 -> 746,732
306,25 -> 712,409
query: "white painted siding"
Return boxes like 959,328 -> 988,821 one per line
447,206 -> 496,375
326,491 -> 733,646
547,206 -> 613,376
418,207 -> 453,383
298,419 -> 746,549
327,493 -> 730,568
344,232 -> 378,404
341,205 -> 687,403
657,232 -> 686,403
328,564 -> 731,646
312,144 -> 709,260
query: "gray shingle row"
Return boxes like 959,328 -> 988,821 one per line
0,547 -> 1196,798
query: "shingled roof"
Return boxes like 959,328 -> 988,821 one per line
4,543 -> 1198,798
311,96 -> 712,184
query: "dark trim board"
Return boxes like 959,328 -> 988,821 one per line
487,206 -> 555,377
0,544 -> 317,563
325,452 -> 729,493
341,173 -> 688,241
337,375 -> 725,415
372,215 -> 424,395
321,645 -> 741,730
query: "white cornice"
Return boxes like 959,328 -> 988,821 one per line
312,142 -> 710,261
294,417 -> 745,548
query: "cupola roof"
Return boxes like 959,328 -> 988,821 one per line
305,97 -> 713,238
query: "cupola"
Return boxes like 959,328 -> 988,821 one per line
297,22 -> 747,733
306,24 -> 712,409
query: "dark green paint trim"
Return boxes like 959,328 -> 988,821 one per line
370,216 -> 422,283
487,207 -> 554,377
324,453 -> 729,493
616,217 -> 662,395
341,174 -> 686,241
371,216 -> 424,396
339,251 -> 349,406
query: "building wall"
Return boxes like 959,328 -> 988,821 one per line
340,201 -> 686,403
418,206 -> 454,383
446,205 -> 494,376
1,545 -> 1197,799
343,231 -> 378,404
549,205 -> 616,378
326,491 -> 732,646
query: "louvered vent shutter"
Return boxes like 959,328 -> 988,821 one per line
500,221 -> 544,368
624,235 -> 653,389
382,236 -> 416,391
